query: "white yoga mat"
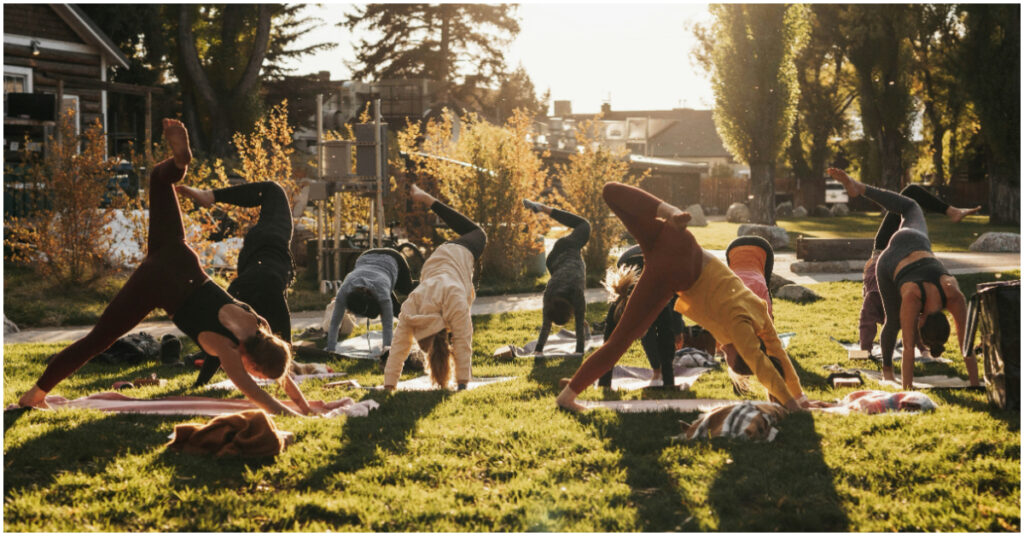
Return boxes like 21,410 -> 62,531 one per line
390,375 -> 516,392
595,365 -> 713,391
581,398 -> 736,413
205,372 -> 347,391
40,392 -> 379,418
855,369 -> 973,389
495,329 -> 604,359
334,331 -> 388,360
830,337 -> 953,364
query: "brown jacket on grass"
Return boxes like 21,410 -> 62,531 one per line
166,410 -> 292,457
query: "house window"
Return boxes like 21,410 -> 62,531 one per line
60,94 -> 80,135
3,65 -> 34,114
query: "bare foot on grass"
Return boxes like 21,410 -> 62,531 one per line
947,205 -> 983,223
162,118 -> 192,170
556,385 -> 588,413
174,184 -> 214,208
826,167 -> 866,198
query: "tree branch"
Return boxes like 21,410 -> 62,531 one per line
232,4 -> 273,99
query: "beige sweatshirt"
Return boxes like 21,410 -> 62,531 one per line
383,243 -> 475,386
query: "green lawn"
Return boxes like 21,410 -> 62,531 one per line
3,271 -> 1019,531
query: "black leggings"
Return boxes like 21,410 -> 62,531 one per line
549,208 -> 591,251
433,200 -> 486,260
37,159 -> 205,392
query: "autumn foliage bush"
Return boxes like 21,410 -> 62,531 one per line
398,109 -> 547,283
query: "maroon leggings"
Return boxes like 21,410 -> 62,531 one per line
567,182 -> 703,393
36,159 -> 208,392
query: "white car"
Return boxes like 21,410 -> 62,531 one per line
824,180 -> 849,205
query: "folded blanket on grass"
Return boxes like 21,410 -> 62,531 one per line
594,365 -> 713,391
830,337 -> 953,364
816,390 -> 937,415
386,375 -> 516,392
204,372 -> 347,391
673,401 -> 788,442
41,392 -> 379,418
855,369 -> 973,389
493,329 -> 603,359
581,398 -> 736,413
166,410 -> 292,457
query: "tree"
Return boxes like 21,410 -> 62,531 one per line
958,4 -> 1020,225
343,4 -> 521,113
694,4 -> 808,224
787,4 -> 855,209
829,5 -> 916,192
908,4 -> 969,186
554,117 -> 639,281
488,66 -> 550,124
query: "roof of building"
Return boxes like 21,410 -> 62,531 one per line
51,4 -> 130,69
559,108 -> 732,159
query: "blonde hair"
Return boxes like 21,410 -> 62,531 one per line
603,264 -> 640,325
421,330 -> 454,387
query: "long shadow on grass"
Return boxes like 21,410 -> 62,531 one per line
295,390 -> 448,488
928,389 -> 1020,430
3,411 -> 182,495
707,412 -> 850,531
585,410 -> 699,531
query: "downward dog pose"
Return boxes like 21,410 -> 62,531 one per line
827,168 -> 979,389
523,199 -> 590,355
383,185 -> 486,390
16,119 -> 315,416
557,182 -> 823,412
175,180 -> 296,386
858,184 -> 980,353
599,245 -> 685,388
324,247 -> 414,354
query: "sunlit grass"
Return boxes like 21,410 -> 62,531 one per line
3,271 -> 1019,531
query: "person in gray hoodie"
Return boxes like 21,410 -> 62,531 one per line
523,199 -> 590,355
325,248 -> 413,354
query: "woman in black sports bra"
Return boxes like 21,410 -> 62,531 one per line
826,168 -> 979,390
17,119 -> 317,416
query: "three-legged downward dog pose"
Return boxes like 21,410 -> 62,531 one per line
383,185 -> 486,390
17,119 -> 315,416
557,182 -> 824,412
324,247 -> 414,354
827,168 -> 979,389
176,180 -> 297,386
523,199 -> 590,355
857,184 -> 981,353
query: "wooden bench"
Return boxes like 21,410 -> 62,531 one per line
796,237 -> 875,261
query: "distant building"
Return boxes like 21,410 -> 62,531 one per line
3,3 -> 130,159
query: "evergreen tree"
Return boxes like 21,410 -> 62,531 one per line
695,4 -> 808,224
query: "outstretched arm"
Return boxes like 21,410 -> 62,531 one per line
325,286 -> 351,352
945,285 -> 979,386
573,294 -> 588,354
280,374 -> 315,415
535,310 -> 552,353
202,334 -> 303,416
899,292 -> 921,390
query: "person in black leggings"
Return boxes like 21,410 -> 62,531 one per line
827,168 -> 979,389
858,184 -> 981,353
175,181 -> 295,386
382,184 -> 485,390
16,119 -> 316,416
522,199 -> 590,355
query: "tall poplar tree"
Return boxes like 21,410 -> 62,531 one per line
695,4 -> 808,224
343,4 -> 521,113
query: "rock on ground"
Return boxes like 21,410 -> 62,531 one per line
969,232 -> 1020,252
792,206 -> 808,218
685,203 -> 708,227
737,224 -> 790,250
726,202 -> 751,223
768,273 -> 794,295
830,203 -> 850,217
812,205 -> 833,217
776,201 -> 793,218
4,315 -> 19,335
775,284 -> 822,303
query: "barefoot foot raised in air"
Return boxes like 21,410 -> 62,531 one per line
174,184 -> 215,208
947,204 -> 983,223
162,118 -> 192,170
826,168 -> 866,198
409,183 -> 436,206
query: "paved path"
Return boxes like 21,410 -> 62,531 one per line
4,250 -> 1018,345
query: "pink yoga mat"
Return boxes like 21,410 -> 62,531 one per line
42,392 -> 379,418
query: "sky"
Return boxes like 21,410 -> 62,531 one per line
289,2 -> 716,115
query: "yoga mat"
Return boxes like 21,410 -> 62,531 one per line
830,337 -> 953,364
494,329 -> 603,359
581,398 -> 736,413
595,365 -> 713,391
855,369 -> 973,389
205,372 -> 347,391
389,375 -> 515,392
40,392 -> 379,418
333,331 -> 388,360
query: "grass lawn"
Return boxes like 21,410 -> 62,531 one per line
3,271 -> 1019,531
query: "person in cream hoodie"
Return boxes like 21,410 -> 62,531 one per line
383,184 -> 485,390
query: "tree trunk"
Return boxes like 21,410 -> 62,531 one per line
749,161 -> 776,225
930,126 -> 946,185
877,133 -> 905,192
438,5 -> 452,104
988,153 -> 1021,225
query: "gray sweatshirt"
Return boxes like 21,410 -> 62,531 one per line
326,252 -> 399,351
